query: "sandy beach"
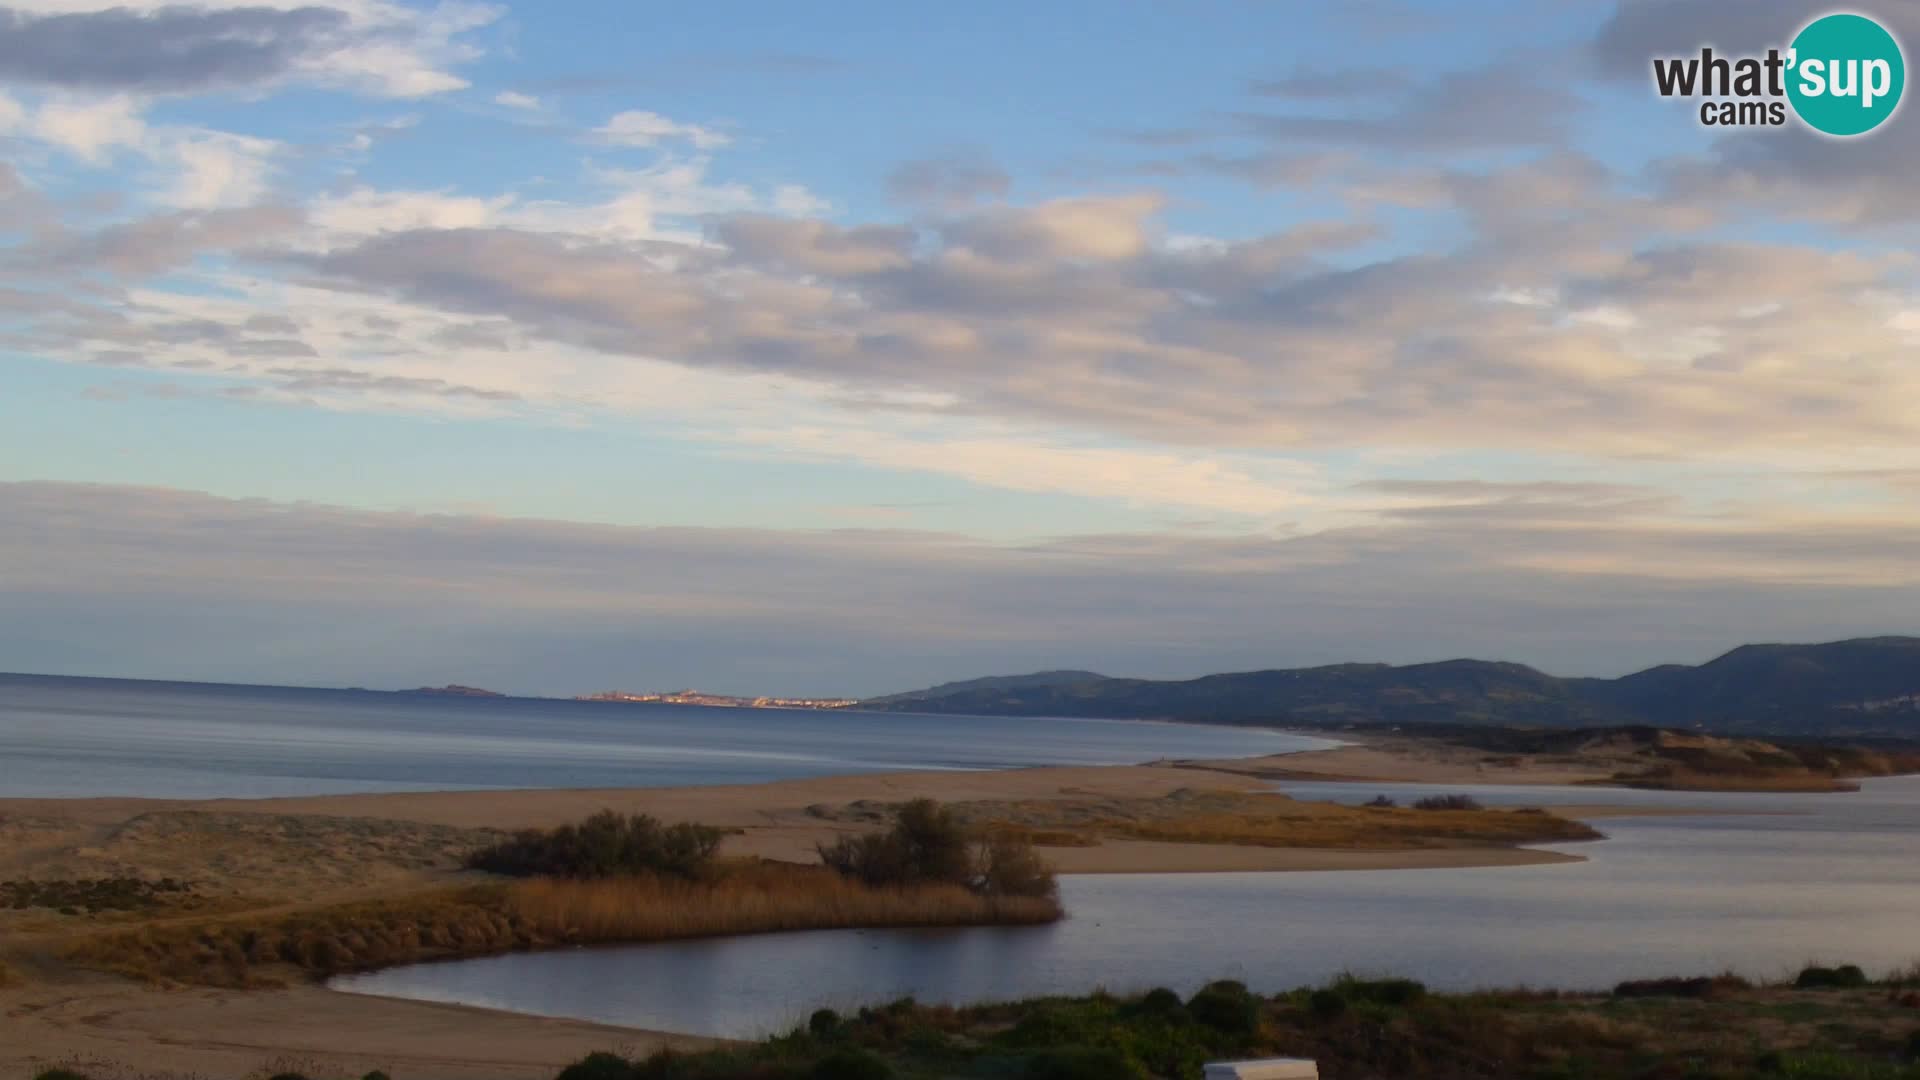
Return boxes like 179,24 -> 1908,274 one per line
1,973 -> 720,1080
0,749 -> 1670,1080
1178,738 -> 1622,787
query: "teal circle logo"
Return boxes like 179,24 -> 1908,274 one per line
1788,13 -> 1905,136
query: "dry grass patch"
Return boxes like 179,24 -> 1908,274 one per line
896,788 -> 1602,851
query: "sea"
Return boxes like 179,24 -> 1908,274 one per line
0,671 -> 1321,798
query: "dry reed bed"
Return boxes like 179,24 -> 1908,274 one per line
933,789 -> 1603,850
65,862 -> 1061,988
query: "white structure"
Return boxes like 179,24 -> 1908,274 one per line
1203,1059 -> 1319,1080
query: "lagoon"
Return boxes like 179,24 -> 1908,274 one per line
334,775 -> 1920,1038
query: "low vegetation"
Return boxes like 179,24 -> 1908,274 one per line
1410,794 -> 1484,811
464,810 -> 729,879
31,964 -> 1920,1078
529,964 -> 1920,1080
817,789 -> 1600,854
2,877 -> 194,913
66,807 -> 1062,988
1416,724 -> 1920,793
817,799 -> 1058,900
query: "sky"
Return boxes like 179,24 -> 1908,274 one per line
3,0 -> 1919,697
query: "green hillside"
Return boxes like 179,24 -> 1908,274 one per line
865,637 -> 1920,737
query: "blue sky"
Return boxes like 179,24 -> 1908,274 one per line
2,0 -> 1919,695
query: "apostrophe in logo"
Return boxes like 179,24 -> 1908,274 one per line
1650,10 -> 1905,137
1787,13 -> 1904,136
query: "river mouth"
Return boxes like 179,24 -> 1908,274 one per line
330,775 -> 1920,1040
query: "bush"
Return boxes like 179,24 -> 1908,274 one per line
977,836 -> 1059,901
1003,1005 -> 1108,1048
809,1007 -> 843,1038
1021,1047 -> 1145,1080
1134,987 -> 1185,1017
362,1072 -> 392,1080
811,1049 -> 893,1080
33,1071 -> 94,1080
1412,794 -> 1484,811
1364,795 -> 1397,808
1796,964 -> 1869,989
1338,976 -> 1427,1007
819,799 -> 967,888
1308,988 -> 1348,1019
1614,975 -> 1751,999
1188,981 -> 1260,1037
466,812 -> 724,880
818,799 -> 1056,900
556,1052 -> 637,1080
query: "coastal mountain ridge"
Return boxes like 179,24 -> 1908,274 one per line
863,637 -> 1920,738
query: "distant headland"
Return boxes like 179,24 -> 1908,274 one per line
576,689 -> 860,709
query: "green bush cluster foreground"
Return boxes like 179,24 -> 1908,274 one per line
33,964 -> 1920,1080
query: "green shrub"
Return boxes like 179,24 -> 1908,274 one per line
1412,794 -> 1484,811
1337,976 -> 1427,1007
977,836 -> 1059,900
556,1051 -> 638,1080
818,799 -> 1056,900
819,799 -> 968,888
467,812 -> 724,880
1003,1004 -> 1108,1048
810,1049 -> 893,1080
1134,987 -> 1185,1016
1614,975 -> 1750,999
1188,981 -> 1259,1037
1308,988 -> 1348,1019
809,1007 -> 843,1038
1021,1047 -> 1145,1080
1796,965 -> 1870,990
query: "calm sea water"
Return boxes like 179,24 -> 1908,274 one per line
335,776 -> 1920,1038
0,672 -> 1322,798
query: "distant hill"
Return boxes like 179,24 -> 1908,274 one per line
864,637 -> 1920,738
865,670 -> 1109,709
400,684 -> 506,698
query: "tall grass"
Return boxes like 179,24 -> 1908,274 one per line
1105,804 -> 1601,849
511,863 -> 1059,943
65,860 -> 1061,987
1618,766 -> 1860,792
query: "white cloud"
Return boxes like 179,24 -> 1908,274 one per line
309,187 -> 514,237
33,95 -> 147,163
594,109 -> 731,150
493,90 -> 539,110
158,130 -> 280,209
